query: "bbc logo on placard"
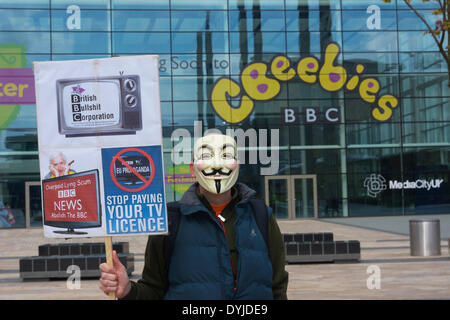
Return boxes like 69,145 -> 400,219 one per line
58,189 -> 76,198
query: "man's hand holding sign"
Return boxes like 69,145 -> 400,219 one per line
99,250 -> 131,299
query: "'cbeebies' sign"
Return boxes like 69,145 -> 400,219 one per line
211,42 -> 399,123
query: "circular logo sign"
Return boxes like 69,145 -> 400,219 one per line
110,147 -> 155,192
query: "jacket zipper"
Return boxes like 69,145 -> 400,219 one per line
217,216 -> 237,291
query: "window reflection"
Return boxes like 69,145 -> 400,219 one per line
172,32 -> 228,54
113,11 -> 170,31
113,32 -> 170,54
341,10 -> 397,31
52,32 -> 109,54
285,9 -> 341,31
398,31 -> 445,52
229,10 -> 285,32
172,11 -> 227,31
52,9 -> 109,31
343,31 -> 398,52
286,31 -> 342,53
0,9 -> 49,31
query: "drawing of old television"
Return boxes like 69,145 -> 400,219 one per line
113,155 -> 151,185
56,75 -> 142,137
42,169 -> 102,235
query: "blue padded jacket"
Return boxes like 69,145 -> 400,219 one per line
163,183 -> 273,300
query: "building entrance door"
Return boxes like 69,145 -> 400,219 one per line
265,175 -> 318,220
25,181 -> 42,228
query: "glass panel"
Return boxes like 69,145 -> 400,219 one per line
172,101 -> 202,126
397,1 -> 440,10
52,54 -> 110,61
172,32 -> 228,54
230,31 -> 286,53
341,0 -> 395,10
112,0 -> 169,9
399,52 -> 447,73
397,10 -> 440,31
318,174 -> 342,218
112,10 -> 170,31
171,0 -> 227,10
172,76 -> 220,101
347,148 -> 401,174
346,122 -> 401,145
343,31 -> 398,52
402,122 -> 450,144
0,176 -> 40,229
172,11 -> 227,32
10,54 -> 50,68
344,52 -> 399,74
400,74 -> 448,98
401,97 -> 449,123
267,179 -> 289,219
0,0 -> 49,9
398,31 -> 444,52
160,102 -> 173,126
0,106 -> 38,152
285,9 -> 341,32
294,178 -> 314,218
285,0 -> 341,10
113,32 -> 170,54
29,185 -> 42,227
287,79 -> 343,100
160,77 -> 172,101
230,0 -> 285,10
288,124 -> 342,146
290,149 -> 341,174
229,10 -> 285,32
347,172 -> 403,217
342,10 -> 397,31
0,32 -> 50,53
52,32 -> 109,54
286,31 -> 342,53
52,9 -> 109,31
229,53 -> 288,75
0,9 -> 49,31
402,147 -> 450,215
51,0 -> 110,9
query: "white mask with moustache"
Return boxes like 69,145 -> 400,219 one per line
193,134 -> 240,194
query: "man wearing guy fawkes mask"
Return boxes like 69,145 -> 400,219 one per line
99,134 -> 288,300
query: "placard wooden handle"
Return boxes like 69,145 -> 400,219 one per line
104,236 -> 116,300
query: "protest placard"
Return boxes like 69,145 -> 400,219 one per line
34,55 -> 167,299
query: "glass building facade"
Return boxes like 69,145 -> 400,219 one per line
0,0 -> 448,228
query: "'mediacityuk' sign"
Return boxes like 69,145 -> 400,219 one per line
211,42 -> 399,124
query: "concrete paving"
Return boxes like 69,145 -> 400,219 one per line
0,215 -> 449,300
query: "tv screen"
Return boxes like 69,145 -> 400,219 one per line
113,154 -> 151,184
42,169 -> 102,234
56,75 -> 142,137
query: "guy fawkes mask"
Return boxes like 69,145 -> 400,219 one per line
193,134 -> 239,194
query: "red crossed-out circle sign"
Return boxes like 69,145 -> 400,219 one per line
110,147 -> 156,193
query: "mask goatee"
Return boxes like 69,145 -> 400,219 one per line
215,180 -> 221,194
